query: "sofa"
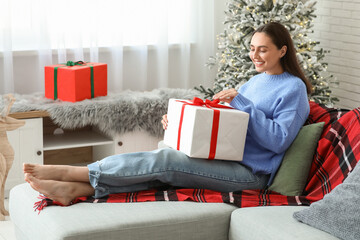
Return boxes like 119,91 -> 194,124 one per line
9,183 -> 338,240
9,102 -> 360,240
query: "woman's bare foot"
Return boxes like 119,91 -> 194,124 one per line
23,164 -> 66,181
23,163 -> 89,182
24,173 -> 95,206
25,173 -> 76,205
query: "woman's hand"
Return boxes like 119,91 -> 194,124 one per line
161,114 -> 168,130
212,88 -> 238,103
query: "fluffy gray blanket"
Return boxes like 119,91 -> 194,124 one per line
1,88 -> 203,138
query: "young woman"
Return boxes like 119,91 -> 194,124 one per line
24,22 -> 312,205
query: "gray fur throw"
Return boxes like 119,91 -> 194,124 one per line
1,88 -> 203,138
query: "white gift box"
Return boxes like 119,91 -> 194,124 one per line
163,98 -> 249,161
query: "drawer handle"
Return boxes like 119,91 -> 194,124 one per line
118,141 -> 123,146
37,151 -> 42,156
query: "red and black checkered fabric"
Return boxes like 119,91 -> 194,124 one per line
34,101 -> 360,211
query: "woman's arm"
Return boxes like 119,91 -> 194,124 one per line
230,93 -> 308,154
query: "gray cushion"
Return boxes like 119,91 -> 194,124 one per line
293,162 -> 360,240
229,206 -> 339,240
10,183 -> 237,240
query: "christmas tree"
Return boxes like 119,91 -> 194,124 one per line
196,0 -> 338,105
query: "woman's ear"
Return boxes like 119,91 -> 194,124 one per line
280,45 -> 287,58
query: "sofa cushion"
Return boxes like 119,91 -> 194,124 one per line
229,206 -> 339,240
268,122 -> 324,196
293,161 -> 360,240
10,183 -> 237,240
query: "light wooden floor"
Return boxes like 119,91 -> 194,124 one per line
0,199 -> 16,240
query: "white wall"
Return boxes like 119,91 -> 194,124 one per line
310,0 -> 360,109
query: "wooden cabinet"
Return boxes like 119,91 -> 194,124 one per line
42,116 -> 115,165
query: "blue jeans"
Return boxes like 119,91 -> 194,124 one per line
88,148 -> 269,198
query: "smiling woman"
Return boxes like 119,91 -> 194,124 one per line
0,0 -> 216,95
212,22 -> 312,185
21,23 -> 314,206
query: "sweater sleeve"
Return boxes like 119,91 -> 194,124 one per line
230,91 -> 309,154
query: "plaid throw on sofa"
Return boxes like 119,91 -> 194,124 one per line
34,101 -> 360,212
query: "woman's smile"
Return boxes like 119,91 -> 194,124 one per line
254,61 -> 265,67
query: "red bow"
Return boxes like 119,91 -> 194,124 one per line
181,97 -> 232,109
175,97 -> 232,159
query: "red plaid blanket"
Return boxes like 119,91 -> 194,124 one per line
34,101 -> 360,212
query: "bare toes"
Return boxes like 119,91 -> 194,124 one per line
23,163 -> 36,173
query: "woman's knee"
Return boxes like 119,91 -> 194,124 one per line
150,148 -> 190,169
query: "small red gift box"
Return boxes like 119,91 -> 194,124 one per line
45,61 -> 107,102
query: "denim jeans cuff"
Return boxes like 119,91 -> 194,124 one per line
88,161 -> 109,199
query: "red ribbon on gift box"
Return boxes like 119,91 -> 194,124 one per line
176,97 -> 233,159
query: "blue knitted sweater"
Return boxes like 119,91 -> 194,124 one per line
230,72 -> 310,184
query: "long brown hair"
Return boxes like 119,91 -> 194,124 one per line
253,22 -> 312,94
